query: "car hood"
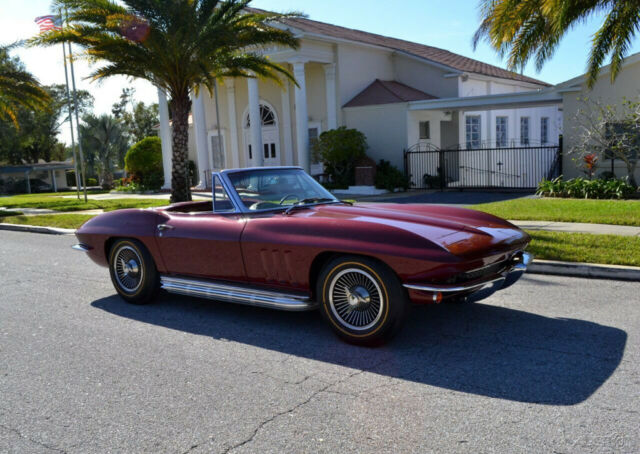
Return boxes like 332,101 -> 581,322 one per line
308,202 -> 529,257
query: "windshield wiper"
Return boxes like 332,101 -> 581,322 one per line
284,198 -> 338,216
296,197 -> 336,205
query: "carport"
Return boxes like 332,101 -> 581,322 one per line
0,161 -> 74,194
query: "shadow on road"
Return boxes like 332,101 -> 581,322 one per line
92,288 -> 626,406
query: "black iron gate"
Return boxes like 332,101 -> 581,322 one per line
404,143 -> 561,190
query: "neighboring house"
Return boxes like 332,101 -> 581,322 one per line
0,161 -> 72,194
557,52 -> 640,182
157,10 -> 563,190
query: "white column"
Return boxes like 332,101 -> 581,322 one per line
293,62 -> 309,172
323,63 -> 337,130
247,76 -> 263,166
192,88 -> 210,188
280,81 -> 294,166
51,170 -> 57,192
157,87 -> 173,190
226,79 -> 240,168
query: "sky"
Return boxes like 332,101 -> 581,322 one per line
2,0 -> 639,143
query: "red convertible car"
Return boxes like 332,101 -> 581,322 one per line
73,167 -> 531,345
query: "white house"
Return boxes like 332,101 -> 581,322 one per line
158,10 -> 563,190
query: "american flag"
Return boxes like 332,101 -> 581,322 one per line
34,15 -> 62,33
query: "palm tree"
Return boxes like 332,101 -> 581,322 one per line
473,0 -> 640,87
80,114 -> 128,189
0,44 -> 50,128
32,0 -> 300,202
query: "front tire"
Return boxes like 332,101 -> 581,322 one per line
108,239 -> 158,304
317,256 -> 409,346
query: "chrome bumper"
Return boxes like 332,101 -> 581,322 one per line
71,243 -> 92,252
404,252 -> 532,294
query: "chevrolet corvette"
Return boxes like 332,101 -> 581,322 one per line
73,166 -> 531,345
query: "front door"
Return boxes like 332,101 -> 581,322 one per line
154,211 -> 247,283
262,127 -> 280,166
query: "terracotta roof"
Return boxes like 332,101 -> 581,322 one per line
249,8 -> 550,86
344,79 -> 437,107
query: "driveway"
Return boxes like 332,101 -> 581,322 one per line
1,230 -> 638,453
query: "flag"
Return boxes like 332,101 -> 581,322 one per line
35,15 -> 62,33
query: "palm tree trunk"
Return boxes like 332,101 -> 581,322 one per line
169,94 -> 192,202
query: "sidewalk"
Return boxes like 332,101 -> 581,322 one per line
510,220 -> 640,237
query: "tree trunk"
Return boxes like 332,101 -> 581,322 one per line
169,94 -> 192,202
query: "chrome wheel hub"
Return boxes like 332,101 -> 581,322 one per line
113,246 -> 143,293
329,268 -> 384,331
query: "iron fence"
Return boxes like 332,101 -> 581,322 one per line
404,143 -> 561,190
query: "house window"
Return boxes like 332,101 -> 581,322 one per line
210,134 -> 225,170
419,121 -> 430,140
604,122 -> 640,160
520,117 -> 530,145
465,115 -> 481,149
540,117 -> 549,144
496,116 -> 508,147
309,125 -> 321,165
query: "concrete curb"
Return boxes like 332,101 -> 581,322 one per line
0,223 -> 76,235
528,259 -> 640,281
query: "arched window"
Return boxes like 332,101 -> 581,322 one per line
245,104 -> 276,128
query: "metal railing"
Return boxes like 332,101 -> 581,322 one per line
404,142 -> 561,190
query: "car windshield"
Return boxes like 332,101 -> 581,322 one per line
226,168 -> 339,211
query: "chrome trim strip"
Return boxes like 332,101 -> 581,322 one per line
403,276 -> 506,293
160,275 -> 317,312
71,243 -> 91,252
404,252 -> 533,293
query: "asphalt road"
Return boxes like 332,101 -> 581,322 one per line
1,230 -> 638,454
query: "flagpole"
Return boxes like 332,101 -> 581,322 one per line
61,39 -> 81,200
66,40 -> 88,202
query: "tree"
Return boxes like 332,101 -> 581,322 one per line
33,0 -> 301,202
473,0 -> 640,87
0,44 -> 50,128
313,127 -> 368,187
570,96 -> 640,187
79,114 -> 128,189
0,83 -> 92,165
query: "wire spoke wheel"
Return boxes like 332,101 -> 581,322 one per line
113,245 -> 144,293
328,268 -> 384,331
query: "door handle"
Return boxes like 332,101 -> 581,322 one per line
157,224 -> 175,232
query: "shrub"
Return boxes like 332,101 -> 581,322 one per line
124,137 -> 163,190
375,160 -> 409,192
86,177 -> 98,186
537,176 -> 636,199
313,127 -> 367,187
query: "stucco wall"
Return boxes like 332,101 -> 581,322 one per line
393,55 -> 457,98
336,43 -> 394,108
562,59 -> 640,180
344,103 -> 408,170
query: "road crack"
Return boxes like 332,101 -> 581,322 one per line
0,423 -> 67,453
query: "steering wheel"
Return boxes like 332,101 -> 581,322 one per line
279,193 -> 299,205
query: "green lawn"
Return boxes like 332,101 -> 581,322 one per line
527,231 -> 640,266
0,193 -> 170,212
0,214 -> 95,229
473,198 -> 640,226
0,210 -> 23,217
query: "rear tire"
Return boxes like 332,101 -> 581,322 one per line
317,256 -> 409,346
108,239 -> 158,305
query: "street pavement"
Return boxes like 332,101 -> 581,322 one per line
1,230 -> 638,454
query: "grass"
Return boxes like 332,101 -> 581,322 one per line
0,193 -> 170,212
473,198 -> 640,226
0,210 -> 23,217
527,231 -> 640,266
0,214 -> 96,229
